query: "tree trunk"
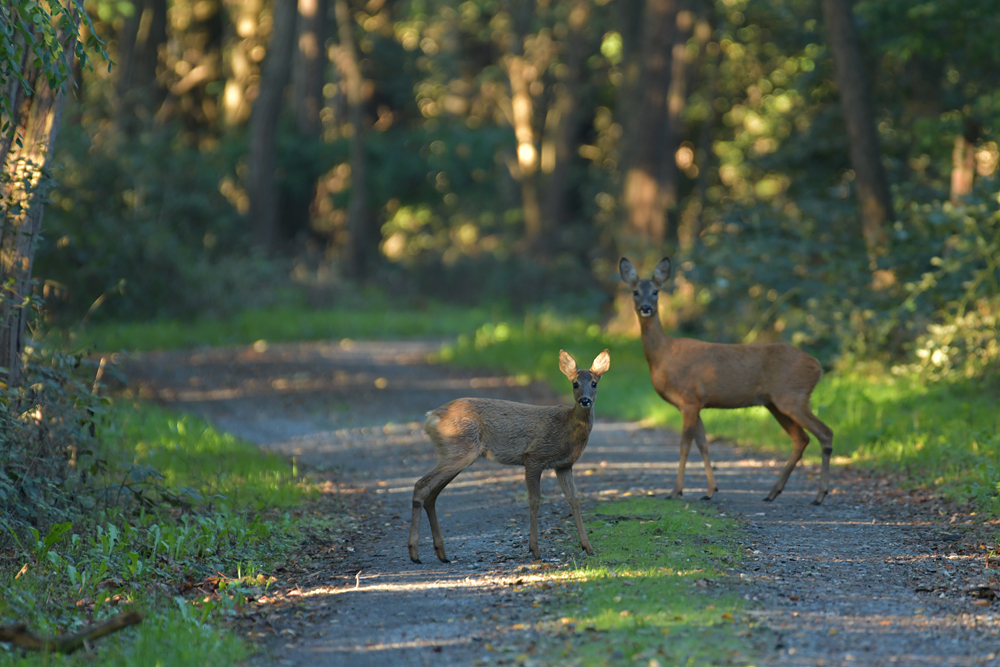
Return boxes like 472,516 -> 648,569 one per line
659,9 -> 695,231
333,0 -> 374,279
115,0 -> 168,131
950,120 -> 980,204
541,0 -> 590,254
821,0 -> 893,260
293,0 -> 329,136
620,0 -> 677,243
284,0 -> 330,241
500,1 -> 543,252
1,20 -> 76,389
222,0 -> 266,126
247,0 -> 298,250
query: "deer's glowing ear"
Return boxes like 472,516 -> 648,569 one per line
619,257 -> 639,288
651,257 -> 671,287
590,349 -> 611,377
558,349 -> 578,379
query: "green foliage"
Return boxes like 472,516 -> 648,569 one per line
542,498 -> 755,666
37,123 -> 268,324
0,0 -> 107,138
0,399 -> 315,665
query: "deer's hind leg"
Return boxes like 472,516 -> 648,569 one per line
409,449 -> 478,563
763,403 -> 810,502
768,398 -> 834,504
693,417 -> 717,500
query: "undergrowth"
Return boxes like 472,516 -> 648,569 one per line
1,354 -> 321,665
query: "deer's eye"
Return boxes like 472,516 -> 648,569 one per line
652,290 -> 658,295
572,382 -> 579,389
633,291 -> 638,296
591,381 -> 597,388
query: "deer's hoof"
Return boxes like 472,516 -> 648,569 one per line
810,496 -> 826,506
763,493 -> 778,502
436,555 -> 451,563
667,492 -> 683,500
410,556 -> 422,564
700,494 -> 714,501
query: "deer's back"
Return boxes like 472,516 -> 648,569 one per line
425,398 -> 579,467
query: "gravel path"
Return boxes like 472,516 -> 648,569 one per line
124,339 -> 1000,666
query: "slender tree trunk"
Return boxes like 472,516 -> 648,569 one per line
284,0 -> 329,241
1,17 -> 76,389
621,0 -> 677,243
660,9 -> 695,231
293,0 -> 328,135
333,0 -> 374,279
950,120 -> 980,204
247,0 -> 298,250
541,0 -> 590,254
500,1 -> 543,251
821,0 -> 893,260
116,0 -> 168,131
222,0 -> 265,126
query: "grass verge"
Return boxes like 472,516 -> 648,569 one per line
537,497 -> 761,666
0,402 -> 327,666
52,301 -> 507,353
438,315 -> 1000,517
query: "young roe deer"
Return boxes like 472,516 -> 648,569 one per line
619,257 -> 834,505
408,349 -> 611,563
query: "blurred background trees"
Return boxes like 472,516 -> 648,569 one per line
11,0 -> 1000,379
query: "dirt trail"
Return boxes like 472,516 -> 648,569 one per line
125,339 -> 999,667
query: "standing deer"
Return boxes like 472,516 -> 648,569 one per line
619,257 -> 834,505
408,349 -> 610,563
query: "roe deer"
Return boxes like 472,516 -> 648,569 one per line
408,349 -> 610,563
619,257 -> 834,505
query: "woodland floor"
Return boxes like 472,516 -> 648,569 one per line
124,339 -> 1000,667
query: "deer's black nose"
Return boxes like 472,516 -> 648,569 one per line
578,397 -> 592,408
639,305 -> 653,316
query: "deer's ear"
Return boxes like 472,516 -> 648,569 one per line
651,257 -> 671,287
558,349 -> 578,379
590,349 -> 611,377
619,257 -> 639,288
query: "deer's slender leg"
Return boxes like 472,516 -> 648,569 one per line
524,464 -> 545,559
425,472 -> 461,562
670,408 -> 700,498
763,404 -> 810,502
787,405 -> 834,505
693,417 -> 717,500
409,458 -> 471,563
555,467 -> 593,555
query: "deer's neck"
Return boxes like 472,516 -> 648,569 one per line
638,313 -> 673,366
565,404 -> 595,442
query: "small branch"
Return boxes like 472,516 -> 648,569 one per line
0,611 -> 143,654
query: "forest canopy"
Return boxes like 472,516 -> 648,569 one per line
3,0 -> 998,379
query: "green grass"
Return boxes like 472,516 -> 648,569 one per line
440,315 -> 1000,516
53,301 -> 508,353
540,497 -> 760,666
0,402 -> 323,666
104,402 -> 309,509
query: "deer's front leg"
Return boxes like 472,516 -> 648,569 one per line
671,408 -> 700,498
556,467 -> 593,555
524,464 -> 544,559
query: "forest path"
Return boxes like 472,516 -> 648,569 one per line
124,339 -> 999,667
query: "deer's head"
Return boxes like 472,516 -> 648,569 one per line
559,349 -> 611,409
619,257 -> 671,319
